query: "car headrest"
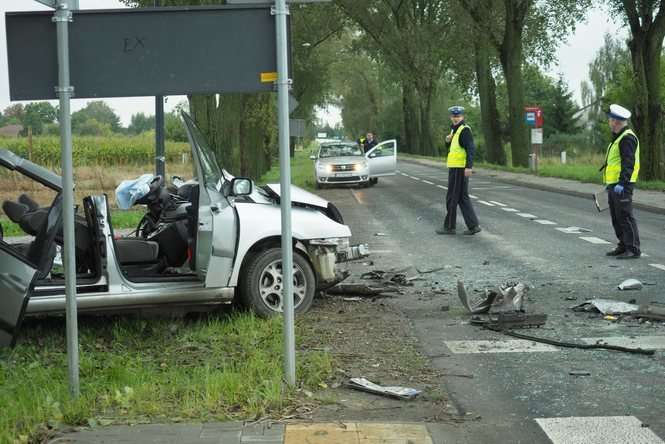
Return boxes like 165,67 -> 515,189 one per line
3,200 -> 28,223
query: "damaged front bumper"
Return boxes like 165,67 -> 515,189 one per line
307,238 -> 370,289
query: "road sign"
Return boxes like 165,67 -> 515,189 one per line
290,118 -> 305,137
524,106 -> 544,128
227,0 -> 330,3
288,94 -> 299,115
6,6 -> 288,100
531,128 -> 543,144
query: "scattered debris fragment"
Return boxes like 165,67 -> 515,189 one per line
471,312 -> 547,329
604,315 -> 618,321
457,281 -> 529,314
374,232 -> 387,237
569,370 -> 591,376
360,270 -> 418,287
415,266 -> 446,274
326,284 -> 399,297
638,303 -> 665,321
343,297 -> 363,302
571,299 -> 639,315
618,279 -> 643,291
347,377 -> 421,400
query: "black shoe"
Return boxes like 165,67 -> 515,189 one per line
616,250 -> 641,260
606,246 -> 626,256
463,226 -> 482,235
436,226 -> 456,235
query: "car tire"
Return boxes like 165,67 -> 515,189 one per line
239,248 -> 316,318
315,182 -> 323,189
369,177 -> 378,186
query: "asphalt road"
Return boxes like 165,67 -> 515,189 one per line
320,160 -> 665,444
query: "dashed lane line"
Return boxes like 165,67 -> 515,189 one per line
437,185 -> 448,190
501,208 -> 519,212
581,335 -> 665,350
536,416 -> 664,444
516,213 -> 537,218
469,194 -> 478,199
478,200 -> 495,206
649,264 -> 665,272
489,200 -> 507,207
534,219 -> 557,225
422,180 -> 434,185
579,236 -> 612,245
444,339 -> 559,354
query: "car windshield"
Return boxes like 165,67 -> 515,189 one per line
319,144 -> 363,158
183,114 -> 224,191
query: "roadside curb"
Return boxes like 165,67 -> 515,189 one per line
399,157 -> 665,215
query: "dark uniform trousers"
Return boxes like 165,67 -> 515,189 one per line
608,188 -> 640,253
444,168 -> 479,230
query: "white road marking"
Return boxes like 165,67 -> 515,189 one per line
350,189 -> 364,205
489,201 -> 507,207
649,264 -> 665,272
370,250 -> 394,254
556,227 -> 591,234
501,208 -> 519,212
444,339 -> 559,354
412,177 -> 422,181
422,180 -> 434,185
582,336 -> 665,350
534,219 -> 557,225
516,213 -> 537,218
536,416 -> 664,444
469,194 -> 478,199
437,185 -> 448,190
579,236 -> 612,245
478,200 -> 495,206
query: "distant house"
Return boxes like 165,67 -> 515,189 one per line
0,124 -> 23,137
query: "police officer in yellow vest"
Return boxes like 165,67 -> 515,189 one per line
436,106 -> 481,235
602,104 -> 641,259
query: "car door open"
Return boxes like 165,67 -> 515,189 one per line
366,139 -> 397,177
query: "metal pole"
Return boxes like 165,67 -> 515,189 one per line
155,96 -> 165,177
54,0 -> 79,397
154,0 -> 165,178
274,0 -> 296,386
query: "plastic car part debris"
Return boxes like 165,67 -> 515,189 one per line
347,377 -> 421,400
569,370 -> 591,376
490,282 -> 528,313
336,243 -> 370,263
374,232 -> 387,236
637,303 -> 665,321
326,284 -> 400,297
457,281 -> 497,314
471,312 -> 547,329
485,327 -> 655,356
604,315 -> 618,321
618,278 -> 643,291
571,299 -> 639,315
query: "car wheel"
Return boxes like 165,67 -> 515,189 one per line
315,181 -> 323,189
240,248 -> 316,318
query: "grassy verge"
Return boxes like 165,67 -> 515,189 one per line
400,153 -> 665,192
1,314 -> 332,443
259,148 -> 317,192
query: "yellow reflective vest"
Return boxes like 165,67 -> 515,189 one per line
447,124 -> 469,168
603,128 -> 640,184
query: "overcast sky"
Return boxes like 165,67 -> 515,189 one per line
0,1 -> 625,127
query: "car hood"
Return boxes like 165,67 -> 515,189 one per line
316,156 -> 365,165
263,184 -> 329,209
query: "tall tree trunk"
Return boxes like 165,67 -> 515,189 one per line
474,38 -> 504,165
401,78 -> 421,154
418,80 -> 437,156
629,31 -> 665,181
500,0 -> 530,167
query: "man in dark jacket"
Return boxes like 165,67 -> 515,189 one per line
603,103 -> 641,259
363,132 -> 378,152
436,106 -> 481,235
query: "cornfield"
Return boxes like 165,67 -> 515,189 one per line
0,135 -> 189,167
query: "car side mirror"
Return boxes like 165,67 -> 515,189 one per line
229,177 -> 252,196
309,155 -> 317,160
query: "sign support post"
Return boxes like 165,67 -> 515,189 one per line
53,0 -> 80,398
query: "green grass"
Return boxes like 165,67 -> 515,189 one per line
259,148 -> 317,191
1,210 -> 145,239
0,314 -> 332,443
400,153 -> 665,192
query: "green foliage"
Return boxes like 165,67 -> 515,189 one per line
165,111 -> 188,142
22,102 -> 58,135
0,314 -> 332,443
522,66 -> 578,138
0,135 -> 188,166
72,101 -> 122,134
128,113 -> 155,135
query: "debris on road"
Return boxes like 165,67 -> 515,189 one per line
604,315 -> 618,321
415,266 -> 446,274
347,377 -> 421,400
326,284 -> 400,297
360,270 -> 418,287
571,299 -> 639,315
638,303 -> 665,321
618,279 -> 643,291
374,232 -> 387,236
343,297 -> 363,302
569,370 -> 591,376
457,281 -> 529,314
471,312 -> 547,329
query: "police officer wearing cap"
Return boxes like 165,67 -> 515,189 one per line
602,104 -> 641,259
436,106 -> 481,235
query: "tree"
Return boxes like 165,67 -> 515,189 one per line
2,103 -> 25,125
608,1 -> 665,180
165,111 -> 188,142
72,101 -> 122,134
128,112 -> 155,135
77,118 -> 113,137
22,102 -> 57,135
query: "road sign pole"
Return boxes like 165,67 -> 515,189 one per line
53,0 -> 79,397
154,0 -> 165,178
274,0 -> 296,386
